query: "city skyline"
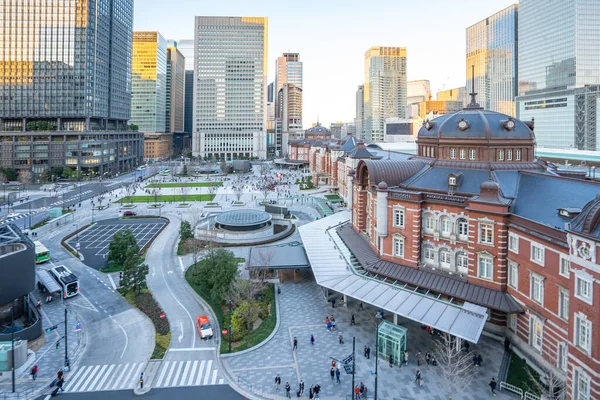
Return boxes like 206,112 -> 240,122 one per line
133,0 -> 517,127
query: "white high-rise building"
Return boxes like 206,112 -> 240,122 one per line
192,16 -> 268,160
363,46 -> 407,143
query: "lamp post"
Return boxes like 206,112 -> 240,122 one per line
374,316 -> 382,400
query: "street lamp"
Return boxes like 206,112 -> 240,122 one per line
374,316 -> 383,400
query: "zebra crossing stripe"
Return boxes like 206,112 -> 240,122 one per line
203,360 -> 212,385
71,365 -> 101,392
90,364 -> 115,391
155,361 -> 170,387
128,363 -> 144,389
179,361 -> 192,386
169,361 -> 184,386
109,363 -> 130,390
194,360 -> 206,386
82,364 -> 108,392
186,361 -> 198,386
211,369 -> 218,385
66,365 -> 90,388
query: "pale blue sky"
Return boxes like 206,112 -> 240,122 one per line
134,0 -> 516,128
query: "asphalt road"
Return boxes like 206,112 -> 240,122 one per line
35,385 -> 245,400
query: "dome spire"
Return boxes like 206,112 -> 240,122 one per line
466,64 -> 482,109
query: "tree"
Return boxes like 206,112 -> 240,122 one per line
232,300 -> 261,335
0,171 -> 5,184
1,168 -> 17,182
525,367 -> 566,400
129,124 -> 139,131
258,180 -> 273,202
233,185 -> 244,202
62,167 -> 73,179
151,188 -> 162,204
180,220 -> 193,242
180,185 -> 189,204
108,230 -> 138,267
433,333 -> 475,400
227,278 -> 265,307
220,160 -> 227,173
18,169 -> 32,186
182,164 -> 188,176
252,247 -> 273,281
207,185 -> 217,202
195,249 -> 239,303
120,250 -> 149,294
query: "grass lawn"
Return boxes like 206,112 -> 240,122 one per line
145,182 -> 223,188
506,353 -> 541,395
115,194 -> 215,203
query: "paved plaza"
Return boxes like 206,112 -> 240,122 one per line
223,280 -> 511,400
69,218 -> 166,269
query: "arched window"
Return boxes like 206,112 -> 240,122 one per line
456,252 -> 468,274
423,213 -> 435,234
457,218 -> 469,241
423,244 -> 435,264
440,216 -> 452,237
440,249 -> 451,269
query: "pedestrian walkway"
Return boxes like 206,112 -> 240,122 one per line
62,360 -> 224,392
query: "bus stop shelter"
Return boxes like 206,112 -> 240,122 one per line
36,269 -> 61,294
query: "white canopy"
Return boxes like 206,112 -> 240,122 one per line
298,210 -> 488,343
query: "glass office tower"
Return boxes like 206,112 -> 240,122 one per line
516,0 -> 600,150
363,47 -> 407,143
193,16 -> 268,160
131,31 -> 167,133
466,4 -> 518,116
0,0 -> 133,131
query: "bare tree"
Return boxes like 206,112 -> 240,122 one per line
253,247 -> 274,282
151,187 -> 162,205
260,162 -> 270,176
18,169 -> 33,197
227,278 -> 265,332
180,184 -> 189,204
258,180 -> 273,202
207,184 -> 218,202
233,185 -> 244,203
433,333 -> 475,400
525,367 -> 567,400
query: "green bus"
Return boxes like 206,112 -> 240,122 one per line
34,241 -> 50,264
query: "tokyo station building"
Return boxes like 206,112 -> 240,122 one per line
294,98 -> 600,399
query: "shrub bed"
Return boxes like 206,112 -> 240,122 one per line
123,289 -> 170,359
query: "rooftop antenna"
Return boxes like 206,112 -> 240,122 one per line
467,65 -> 481,109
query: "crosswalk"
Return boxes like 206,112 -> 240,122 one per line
49,190 -> 93,206
64,360 -> 223,392
0,210 -> 37,224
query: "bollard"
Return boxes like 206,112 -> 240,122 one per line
139,372 -> 144,389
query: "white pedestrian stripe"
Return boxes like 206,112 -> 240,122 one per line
65,361 -> 222,392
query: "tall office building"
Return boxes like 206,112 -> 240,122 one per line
275,53 -> 303,94
0,0 -> 143,175
466,4 -> 518,116
268,82 -> 275,103
173,39 -> 195,136
363,46 -> 407,143
516,0 -> 600,150
274,53 -> 303,156
355,85 -> 364,140
193,16 -> 268,160
437,87 -> 466,103
166,46 -> 185,133
406,80 -> 431,118
131,31 -> 167,133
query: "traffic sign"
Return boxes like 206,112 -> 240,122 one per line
75,322 -> 81,331
222,329 -> 228,335
76,242 -> 80,250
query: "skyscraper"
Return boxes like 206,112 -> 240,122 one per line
0,0 -> 143,175
0,0 -> 133,131
274,53 -> 303,156
193,16 -> 268,160
173,39 -> 195,135
355,85 -> 364,140
406,80 -> 431,118
131,31 -> 167,133
363,47 -> 407,143
466,4 -> 518,116
166,46 -> 185,133
516,0 -> 600,150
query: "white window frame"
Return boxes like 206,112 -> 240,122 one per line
450,148 -> 456,159
574,312 -> 592,355
448,176 -> 456,186
459,148 -> 466,160
423,245 -> 435,263
440,217 -> 452,237
529,315 -> 543,351
508,260 -> 519,289
393,236 -> 404,258
559,255 -> 570,278
509,314 -> 518,332
479,222 -> 494,245
575,369 -> 591,400
508,233 -> 519,253
530,272 -> 545,305
530,242 -> 545,266
557,342 -> 568,372
507,149 -> 513,161
477,254 -> 493,280
469,149 -> 476,160
393,208 -> 405,228
499,150 -> 504,161
456,252 -> 468,272
440,249 -> 451,269
423,213 -> 435,233
457,218 -> 468,241
575,275 -> 593,305
515,149 -> 521,161
558,287 -> 569,321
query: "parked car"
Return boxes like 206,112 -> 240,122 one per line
123,211 -> 137,217
196,315 -> 213,339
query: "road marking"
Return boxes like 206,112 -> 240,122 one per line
130,363 -> 145,389
66,365 -> 90,389
155,361 -> 170,387
81,364 -> 108,391
179,360 -> 192,387
118,362 -> 139,390
203,360 -> 212,385
108,314 -> 129,359
171,361 -> 184,386
107,274 -> 117,290
186,360 -> 198,386
178,256 -> 184,272
211,369 -> 218,385
164,360 -> 177,387
90,364 -> 115,392
219,378 -> 224,384
194,360 -> 206,386
71,364 -> 101,392
168,347 -> 216,352
178,321 -> 184,343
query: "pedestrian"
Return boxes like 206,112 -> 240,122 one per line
57,376 -> 65,392
309,385 -> 314,399
354,385 -> 360,400
335,367 -> 341,384
299,380 -> 305,396
489,377 -> 497,396
416,351 -> 423,366
464,341 -> 470,353
425,352 -> 431,366
57,368 -> 64,380
285,382 -> 291,398
359,301 -> 364,311
311,334 -> 315,345
31,365 -> 38,380
325,316 -> 330,326
364,345 -> 368,358
366,346 -> 370,359
331,318 -> 336,330
275,374 -> 281,390
330,367 -> 335,381
332,298 -> 335,308
326,321 -> 332,332
293,336 -> 298,351
339,331 -> 344,344
415,370 -> 422,386
504,337 -> 511,352
389,354 -> 394,367
404,350 -> 409,365
351,314 -> 355,325
313,384 -> 321,400
431,354 -> 437,366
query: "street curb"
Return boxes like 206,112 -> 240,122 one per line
133,386 -> 152,395
221,282 -> 281,358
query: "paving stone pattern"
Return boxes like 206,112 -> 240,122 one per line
224,280 -> 512,400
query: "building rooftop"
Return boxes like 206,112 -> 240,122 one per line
214,209 -> 272,228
